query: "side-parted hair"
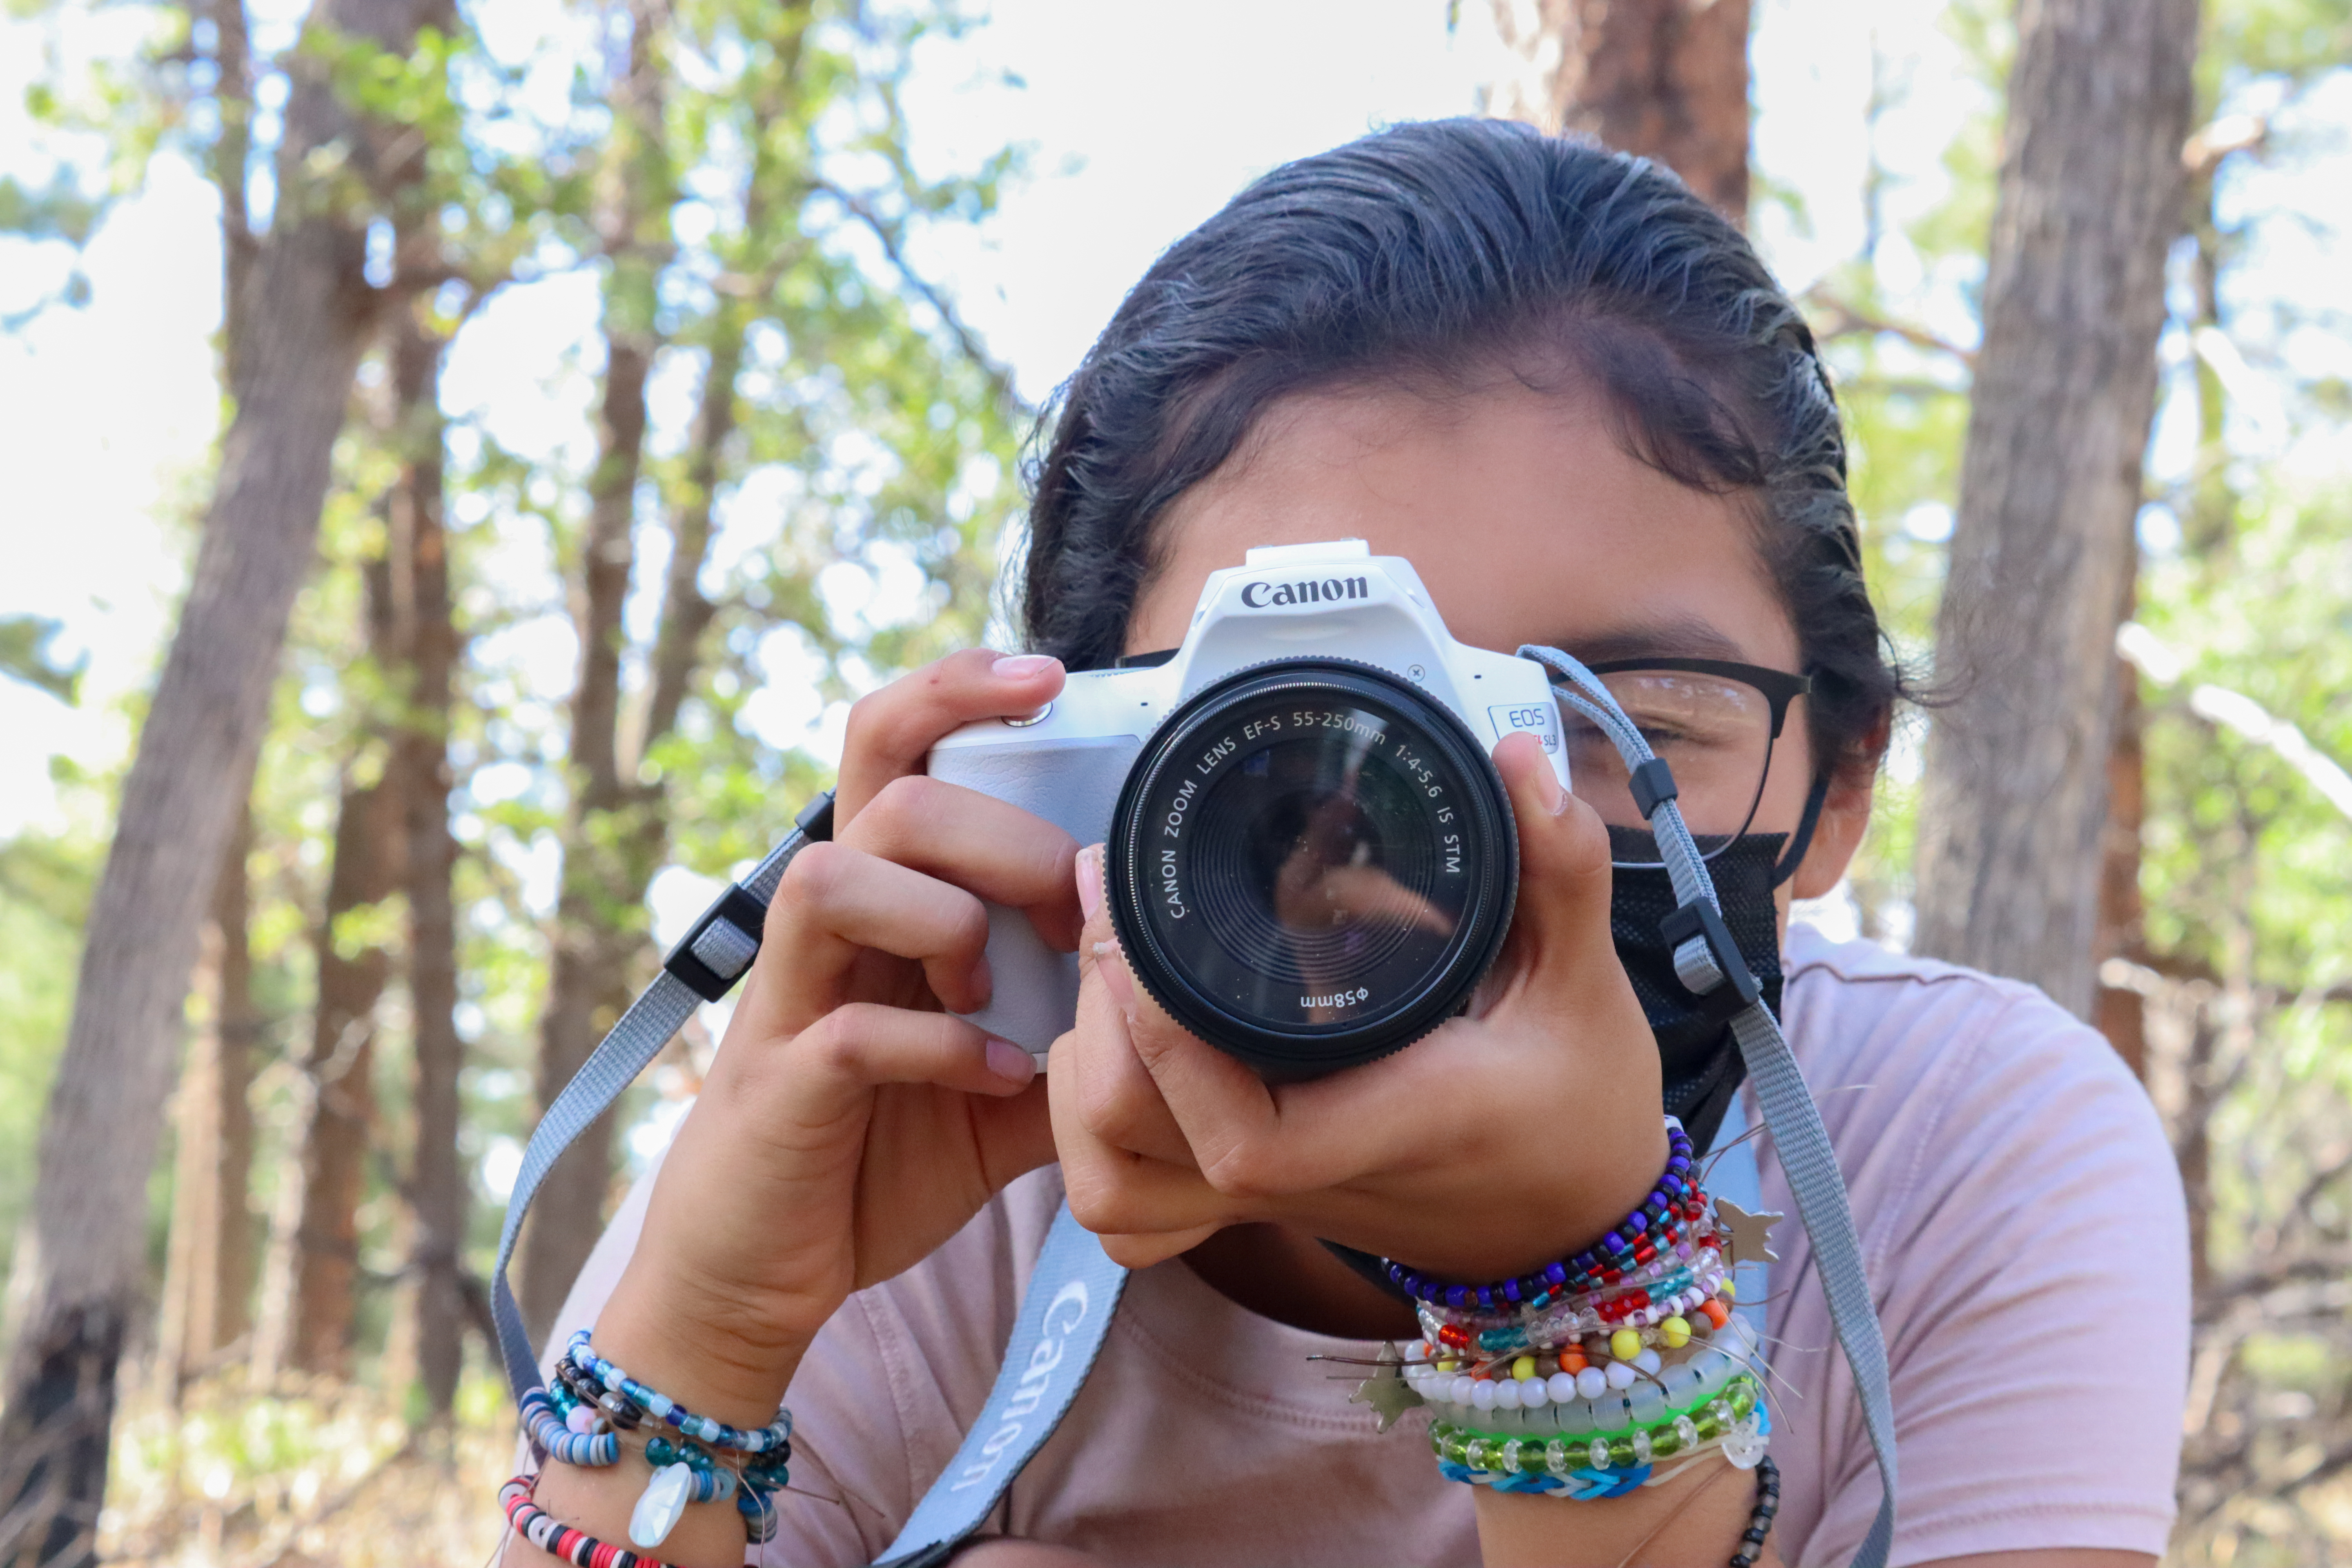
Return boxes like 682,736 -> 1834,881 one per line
1017,116 -> 1903,781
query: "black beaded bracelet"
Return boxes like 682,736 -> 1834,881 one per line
1727,1455 -> 1780,1568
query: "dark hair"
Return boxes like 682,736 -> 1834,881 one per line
1018,116 -> 1902,783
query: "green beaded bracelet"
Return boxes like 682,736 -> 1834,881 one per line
1430,1374 -> 1760,1477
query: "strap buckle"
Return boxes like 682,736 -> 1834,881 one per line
1658,896 -> 1762,1016
664,884 -> 771,1002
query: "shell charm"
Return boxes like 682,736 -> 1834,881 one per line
630,1461 -> 694,1548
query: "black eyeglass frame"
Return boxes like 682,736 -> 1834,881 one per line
1574,658 -> 1813,865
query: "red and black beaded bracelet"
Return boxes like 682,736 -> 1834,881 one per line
501,1472 -> 679,1568
1383,1119 -> 1699,1309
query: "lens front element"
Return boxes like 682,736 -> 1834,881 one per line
1108,661 -> 1518,1076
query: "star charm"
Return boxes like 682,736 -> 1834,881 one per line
1715,1198 -> 1783,1270
1349,1341 -> 1425,1433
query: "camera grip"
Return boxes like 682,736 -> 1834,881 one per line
927,735 -> 1143,1059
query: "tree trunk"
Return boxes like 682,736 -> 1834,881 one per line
209,0 -> 258,398
518,0 -> 675,1340
1910,0 -> 2198,1020
157,803 -> 260,1391
254,762 -> 400,1384
1487,0 -> 1752,224
0,4 -> 439,1553
384,211 -> 469,1419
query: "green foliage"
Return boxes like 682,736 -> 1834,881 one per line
0,613 -> 85,703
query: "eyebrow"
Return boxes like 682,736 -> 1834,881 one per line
1551,615 -> 1753,666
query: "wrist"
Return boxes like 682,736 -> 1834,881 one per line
1390,1111 -> 1673,1286
596,1259 -> 820,1429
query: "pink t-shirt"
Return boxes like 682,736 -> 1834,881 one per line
548,926 -> 2190,1565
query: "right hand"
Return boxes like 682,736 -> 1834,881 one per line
593,647 -> 1076,1417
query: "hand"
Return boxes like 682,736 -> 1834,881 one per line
1049,730 -> 1666,1280
597,648 -> 1078,1416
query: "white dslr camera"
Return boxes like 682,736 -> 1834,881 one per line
929,539 -> 1568,1078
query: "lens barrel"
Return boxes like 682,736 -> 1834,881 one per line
1106,659 -> 1518,1078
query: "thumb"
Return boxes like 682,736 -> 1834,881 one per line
1486,731 -> 1637,1029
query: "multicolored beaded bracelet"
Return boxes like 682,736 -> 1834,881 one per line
500,1472 -> 680,1568
1422,1249 -> 1731,1355
1384,1120 -> 1700,1309
555,1357 -> 646,1432
565,1329 -> 794,1454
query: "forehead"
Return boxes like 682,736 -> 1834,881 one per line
1130,383 -> 1800,671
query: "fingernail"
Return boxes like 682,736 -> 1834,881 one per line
993,653 -> 1058,679
1094,940 -> 1140,1020
985,1038 -> 1037,1085
1075,844 -> 1103,921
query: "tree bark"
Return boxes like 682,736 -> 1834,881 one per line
518,0 -> 675,1341
0,2 -> 439,1556
255,762 -> 400,1383
157,801 -> 260,1390
208,0 -> 258,397
384,210 -> 469,1419
1487,0 -> 1752,224
1910,0 -> 2198,1020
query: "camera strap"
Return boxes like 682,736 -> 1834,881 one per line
1524,644 -> 1899,1568
496,649 -> 1893,1568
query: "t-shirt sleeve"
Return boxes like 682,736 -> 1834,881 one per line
1794,984 -> 2190,1564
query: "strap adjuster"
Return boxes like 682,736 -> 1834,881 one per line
1628,757 -> 1678,820
1658,896 -> 1762,1015
664,884 -> 771,1002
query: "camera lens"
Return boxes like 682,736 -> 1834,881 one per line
1106,659 -> 1518,1077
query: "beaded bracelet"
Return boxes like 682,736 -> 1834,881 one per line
1730,1456 -> 1781,1568
565,1330 -> 794,1454
1384,1120 -> 1699,1309
628,1429 -> 791,1547
1411,1326 -> 1758,1431
1430,1379 -> 1769,1495
1423,1251 -> 1731,1357
521,1387 -> 620,1468
500,1472 -> 681,1568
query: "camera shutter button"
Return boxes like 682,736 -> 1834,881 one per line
1004,701 -> 1053,728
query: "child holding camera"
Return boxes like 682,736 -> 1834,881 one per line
503,119 -> 2187,1568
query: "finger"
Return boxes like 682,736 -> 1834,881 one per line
1096,1223 -> 1223,1271
1064,846 -> 1198,1168
750,843 -> 993,1033
843,775 -> 1084,953
706,1003 -> 1039,1155
794,1002 -> 1040,1099
836,647 -> 1065,820
1047,1020 -> 1232,1241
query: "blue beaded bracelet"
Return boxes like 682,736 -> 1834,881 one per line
521,1387 -> 619,1467
1384,1120 -> 1698,1309
565,1330 -> 795,1455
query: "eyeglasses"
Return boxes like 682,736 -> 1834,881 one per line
1558,659 -> 1812,867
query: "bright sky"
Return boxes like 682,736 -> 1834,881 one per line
0,0 -> 1996,850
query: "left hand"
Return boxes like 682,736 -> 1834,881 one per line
1048,731 -> 1668,1278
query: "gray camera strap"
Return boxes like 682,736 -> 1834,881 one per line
495,648 -> 1894,1568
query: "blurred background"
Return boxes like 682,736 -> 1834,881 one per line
0,0 -> 2347,1563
